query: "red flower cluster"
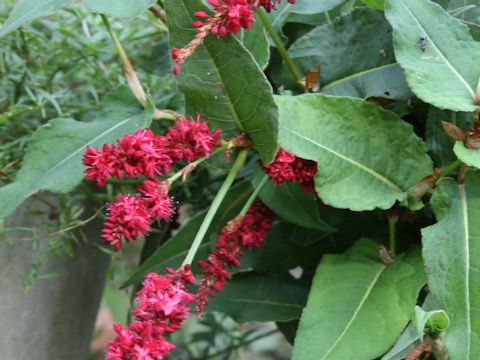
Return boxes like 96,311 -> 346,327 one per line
83,116 -> 221,187
171,0 -> 295,75
102,179 -> 174,250
193,0 -> 295,37
261,147 -> 317,194
106,267 -> 195,360
196,200 -> 275,314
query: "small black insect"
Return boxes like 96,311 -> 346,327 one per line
419,34 -> 427,52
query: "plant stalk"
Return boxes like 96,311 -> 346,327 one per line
101,14 -> 148,107
182,149 -> 249,266
239,174 -> 269,215
257,8 -> 305,89
438,159 -> 462,178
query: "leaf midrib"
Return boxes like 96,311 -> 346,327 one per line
320,265 -> 386,360
459,184 -> 472,358
283,126 -> 403,193
397,0 -> 474,99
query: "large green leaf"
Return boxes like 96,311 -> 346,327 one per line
276,94 -> 433,211
122,182 -> 253,287
425,107 -> 471,168
252,165 -> 334,232
166,0 -> 279,164
421,173 -> 480,359
0,0 -> 69,38
454,142 -> 480,169
207,272 -> 309,322
287,8 -> 412,99
0,86 -> 153,220
240,13 -> 270,70
83,0 -> 155,18
292,238 -> 426,360
385,0 -> 480,111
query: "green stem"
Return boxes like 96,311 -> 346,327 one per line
388,217 -> 396,254
101,14 -> 148,107
182,149 -> 249,266
168,144 -> 229,184
325,11 -> 332,24
257,8 -> 305,88
438,159 -> 462,178
239,174 -> 268,216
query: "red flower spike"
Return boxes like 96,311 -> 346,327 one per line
102,194 -> 152,251
261,147 -> 317,195
196,200 -> 275,315
106,267 -> 195,360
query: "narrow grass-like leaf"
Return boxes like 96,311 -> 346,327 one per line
276,94 -> 432,211
0,86 -> 153,219
292,238 -> 426,360
421,173 -> 480,359
385,0 -> 480,111
0,0 -> 69,38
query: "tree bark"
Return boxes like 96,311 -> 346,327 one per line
0,192 -> 109,360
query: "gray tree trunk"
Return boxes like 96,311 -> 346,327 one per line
0,192 -> 110,360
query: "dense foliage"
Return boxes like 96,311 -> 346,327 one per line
1,0 -> 480,359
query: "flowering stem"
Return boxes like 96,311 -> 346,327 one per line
438,159 -> 462,178
257,8 -> 305,89
239,174 -> 268,216
101,14 -> 148,107
167,144 -> 230,184
182,148 -> 249,266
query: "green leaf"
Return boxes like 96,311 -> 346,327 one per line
454,142 -> 480,169
287,8 -> 412,99
122,182 -> 253,287
413,306 -> 450,339
425,107 -> 471,168
0,0 -> 69,38
240,13 -> 270,70
253,165 -> 335,232
165,0 -> 279,164
0,86 -> 153,220
362,0 -> 385,10
276,94 -> 433,211
207,272 -> 309,322
292,238 -> 426,360
83,0 -> 155,18
382,294 -> 441,360
421,173 -> 480,359
385,0 -> 480,111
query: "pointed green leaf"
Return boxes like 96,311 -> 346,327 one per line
454,142 -> 480,169
287,8 -> 412,99
0,86 -> 153,220
385,0 -> 480,111
208,272 -> 309,322
292,239 -> 426,360
0,0 -> 69,38
165,0 -> 279,163
276,94 -> 433,211
240,13 -> 270,69
83,0 -> 155,18
421,173 -> 480,359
